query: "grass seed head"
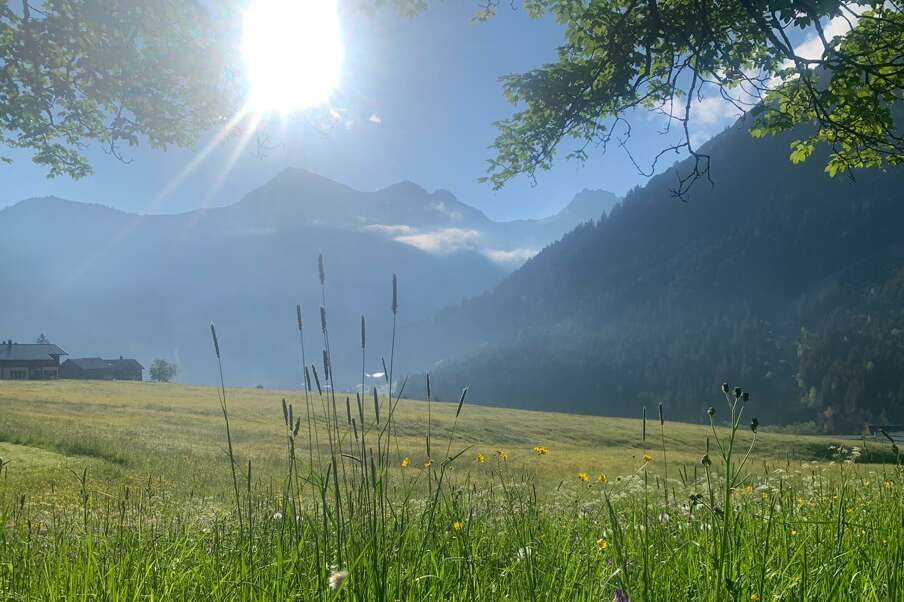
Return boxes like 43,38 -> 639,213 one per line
312,365 -> 322,395
210,323 -> 220,359
373,387 -> 380,425
456,387 -> 468,418
642,406 -> 647,441
392,273 -> 398,314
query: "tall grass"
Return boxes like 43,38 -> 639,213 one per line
0,258 -> 902,600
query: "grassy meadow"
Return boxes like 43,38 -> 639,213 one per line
0,379 -> 902,600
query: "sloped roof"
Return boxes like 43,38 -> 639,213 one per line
65,357 -> 143,370
65,357 -> 108,370
111,358 -> 143,370
0,343 -> 67,361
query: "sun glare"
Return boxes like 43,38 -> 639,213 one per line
242,0 -> 344,114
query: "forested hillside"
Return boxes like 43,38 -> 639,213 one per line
409,119 -> 904,431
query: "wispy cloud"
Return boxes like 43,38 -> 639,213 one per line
395,228 -> 482,254
483,247 -> 538,267
686,13 -> 862,146
432,201 -> 462,221
768,11 -> 862,88
368,113 -> 382,124
694,95 -> 744,126
795,14 -> 858,61
366,224 -> 536,267
362,223 -> 414,236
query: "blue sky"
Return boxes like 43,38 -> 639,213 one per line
0,2 -> 751,221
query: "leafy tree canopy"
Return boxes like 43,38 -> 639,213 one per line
149,358 -> 178,383
0,1 -> 240,178
409,1 -> 904,196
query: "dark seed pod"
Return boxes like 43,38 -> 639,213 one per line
733,386 -> 743,399
702,454 -> 712,467
742,391 -> 750,403
707,407 -> 716,417
392,273 -> 398,315
373,387 -> 380,425
721,383 -> 729,394
210,323 -> 220,359
642,406 -> 647,442
311,365 -> 322,395
456,387 -> 468,418
750,418 -> 759,433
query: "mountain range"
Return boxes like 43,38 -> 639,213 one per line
401,119 -> 904,431
0,171 -> 617,388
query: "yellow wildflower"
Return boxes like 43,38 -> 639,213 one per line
496,450 -> 508,461
751,594 -> 760,602
596,538 -> 609,551
400,457 -> 410,468
533,446 -> 549,455
790,529 -> 798,537
597,474 -> 609,484
642,453 -> 654,463
424,459 -> 433,469
476,453 -> 486,464
452,521 -> 463,532
578,472 -> 590,483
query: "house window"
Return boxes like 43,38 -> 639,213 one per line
10,370 -> 27,380
43,369 -> 58,379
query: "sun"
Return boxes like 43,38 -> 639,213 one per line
242,0 -> 344,114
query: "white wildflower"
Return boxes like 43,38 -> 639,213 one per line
329,569 -> 348,591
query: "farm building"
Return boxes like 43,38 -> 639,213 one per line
0,341 -> 68,380
61,357 -> 144,381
